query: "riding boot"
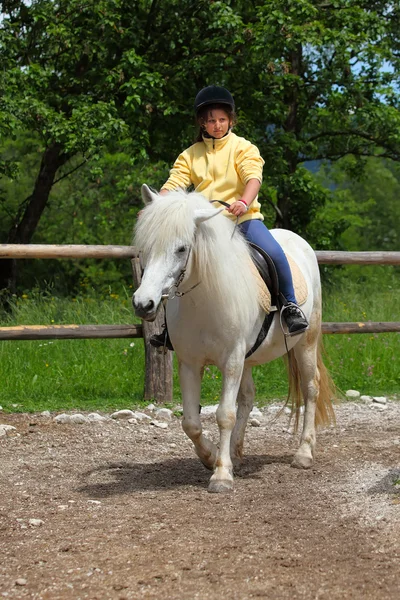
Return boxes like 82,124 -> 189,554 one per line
149,324 -> 174,351
281,302 -> 309,336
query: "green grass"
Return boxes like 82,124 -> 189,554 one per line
0,269 -> 399,413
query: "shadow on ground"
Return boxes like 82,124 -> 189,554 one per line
77,453 -> 293,498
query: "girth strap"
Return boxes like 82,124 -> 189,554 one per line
245,311 -> 275,359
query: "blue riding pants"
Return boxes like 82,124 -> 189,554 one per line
238,219 -> 297,304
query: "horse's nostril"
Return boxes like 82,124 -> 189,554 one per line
146,300 -> 155,311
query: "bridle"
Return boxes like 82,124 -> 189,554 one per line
145,199 -> 236,302
160,247 -> 201,301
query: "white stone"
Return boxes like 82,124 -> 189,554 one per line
249,407 -> 262,418
201,405 -> 218,415
87,413 -> 107,422
133,411 -> 152,421
111,410 -> 135,420
146,403 -> 156,411
15,579 -> 27,587
29,519 -> 44,527
150,420 -> 168,429
370,403 -> 387,411
41,410 -> 51,417
69,414 -> 88,424
0,406 -> 3,411
372,396 -> 387,405
250,418 -> 261,427
155,408 -> 173,421
127,418 -> 138,424
54,413 -> 71,424
0,424 -> 16,437
360,395 -> 373,404
345,390 -> 360,398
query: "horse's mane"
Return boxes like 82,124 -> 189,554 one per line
134,189 -> 260,329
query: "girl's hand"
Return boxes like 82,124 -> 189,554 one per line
228,200 -> 248,217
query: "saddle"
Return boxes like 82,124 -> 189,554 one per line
246,243 -> 282,358
249,242 -> 282,309
246,243 -> 308,358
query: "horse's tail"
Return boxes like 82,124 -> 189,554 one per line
286,334 -> 336,432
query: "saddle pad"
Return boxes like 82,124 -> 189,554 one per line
251,252 -> 308,313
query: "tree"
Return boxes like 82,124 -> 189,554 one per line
234,0 -> 400,234
1,0 -> 400,295
0,0 -> 244,292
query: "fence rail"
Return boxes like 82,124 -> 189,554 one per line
0,321 -> 399,342
1,244 -> 400,264
1,244 -> 399,401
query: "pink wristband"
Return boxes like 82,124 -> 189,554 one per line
237,200 -> 248,210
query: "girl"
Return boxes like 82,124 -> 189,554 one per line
151,85 -> 308,349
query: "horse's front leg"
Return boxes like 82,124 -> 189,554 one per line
209,353 -> 244,493
179,361 -> 217,470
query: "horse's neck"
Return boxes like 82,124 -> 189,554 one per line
177,239 -> 263,335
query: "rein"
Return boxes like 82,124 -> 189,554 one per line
159,199 -> 237,302
210,199 -> 239,238
160,200 -> 236,301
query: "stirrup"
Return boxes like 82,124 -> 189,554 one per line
280,302 -> 309,337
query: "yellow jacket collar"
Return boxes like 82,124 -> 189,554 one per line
202,129 -> 232,150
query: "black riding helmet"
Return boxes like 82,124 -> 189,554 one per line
194,85 -> 235,114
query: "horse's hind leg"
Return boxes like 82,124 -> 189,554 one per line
291,337 -> 319,469
230,366 -> 255,466
179,361 -> 217,470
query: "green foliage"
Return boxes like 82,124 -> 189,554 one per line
1,0 -> 400,288
0,133 -> 170,293
325,157 -> 400,250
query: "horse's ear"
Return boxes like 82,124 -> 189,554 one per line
194,207 -> 224,225
141,184 -> 159,205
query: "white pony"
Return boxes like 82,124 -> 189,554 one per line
133,185 -> 335,493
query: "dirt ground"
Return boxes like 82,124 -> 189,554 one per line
0,400 -> 399,600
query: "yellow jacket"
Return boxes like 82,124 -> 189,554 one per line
161,131 -> 264,224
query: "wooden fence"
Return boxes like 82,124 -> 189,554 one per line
1,244 -> 399,402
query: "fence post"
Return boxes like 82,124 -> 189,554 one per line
131,258 -> 173,403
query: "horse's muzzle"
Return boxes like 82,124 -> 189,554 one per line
132,295 -> 158,321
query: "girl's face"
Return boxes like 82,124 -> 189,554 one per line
203,108 -> 231,138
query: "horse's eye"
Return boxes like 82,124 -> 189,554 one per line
177,246 -> 186,254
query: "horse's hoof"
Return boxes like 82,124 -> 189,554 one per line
291,454 -> 313,469
208,479 -> 234,493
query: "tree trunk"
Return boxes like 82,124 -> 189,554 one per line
276,45 -> 302,230
0,142 -> 70,294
